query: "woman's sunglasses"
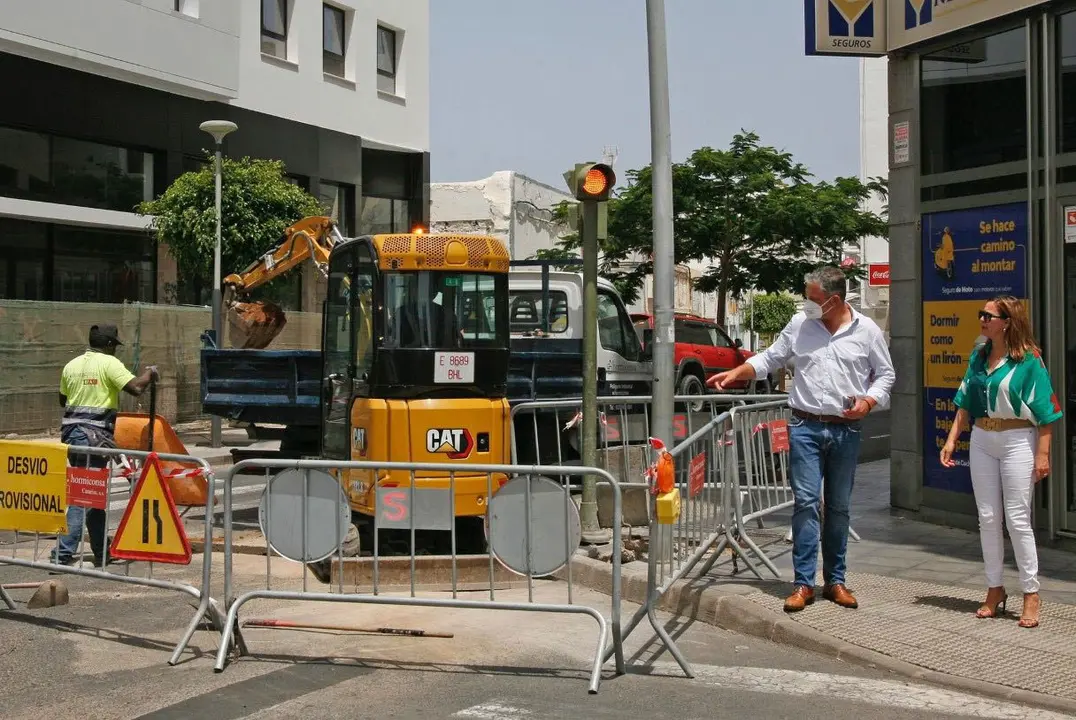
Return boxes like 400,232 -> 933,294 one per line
978,310 -> 1009,322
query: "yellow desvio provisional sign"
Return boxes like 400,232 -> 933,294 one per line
0,439 -> 69,534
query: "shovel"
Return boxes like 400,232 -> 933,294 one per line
2,580 -> 70,609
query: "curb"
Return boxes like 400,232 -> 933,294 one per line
564,555 -> 1076,716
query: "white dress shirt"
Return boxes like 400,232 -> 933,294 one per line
746,307 -> 895,417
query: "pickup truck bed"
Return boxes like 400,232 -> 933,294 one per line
201,347 -> 322,428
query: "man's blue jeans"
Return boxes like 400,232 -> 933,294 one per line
787,417 -> 862,588
51,426 -> 110,565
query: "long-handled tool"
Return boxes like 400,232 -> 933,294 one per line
241,618 -> 453,638
146,376 -> 157,452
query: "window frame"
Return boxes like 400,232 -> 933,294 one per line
376,25 -> 398,93
261,0 -> 288,57
323,3 -> 346,78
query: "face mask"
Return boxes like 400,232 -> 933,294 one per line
803,300 -> 824,320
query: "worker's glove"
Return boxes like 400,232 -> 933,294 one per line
146,365 -> 160,382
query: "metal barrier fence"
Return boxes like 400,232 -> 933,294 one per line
509,393 -> 776,477
214,458 -> 629,694
0,444 -> 224,666
702,400 -> 795,580
604,399 -> 795,677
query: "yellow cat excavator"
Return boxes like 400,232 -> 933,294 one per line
222,215 -> 343,349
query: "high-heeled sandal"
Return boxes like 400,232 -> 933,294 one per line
976,587 -> 1008,618
1019,592 -> 1040,628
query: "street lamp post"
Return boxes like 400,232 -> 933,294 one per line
199,120 -> 238,449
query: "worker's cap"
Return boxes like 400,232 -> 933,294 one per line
89,323 -> 123,347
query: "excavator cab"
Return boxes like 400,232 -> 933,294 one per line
319,231 -> 512,549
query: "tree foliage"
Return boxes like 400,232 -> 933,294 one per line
138,155 -> 324,297
536,131 -> 888,325
743,293 -> 798,336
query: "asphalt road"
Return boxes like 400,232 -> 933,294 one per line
0,561 -> 1058,720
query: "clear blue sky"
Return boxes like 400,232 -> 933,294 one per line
430,0 -> 861,189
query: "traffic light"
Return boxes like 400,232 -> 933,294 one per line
564,163 -> 616,202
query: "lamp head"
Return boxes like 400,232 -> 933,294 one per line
199,120 -> 238,143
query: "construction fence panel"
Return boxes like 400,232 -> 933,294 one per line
215,458 -> 629,694
0,444 -> 224,666
0,299 -> 322,437
508,393 -> 774,484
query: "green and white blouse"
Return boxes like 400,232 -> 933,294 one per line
953,342 -> 1063,425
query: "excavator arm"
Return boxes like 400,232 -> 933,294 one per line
221,215 -> 345,349
222,215 -> 341,301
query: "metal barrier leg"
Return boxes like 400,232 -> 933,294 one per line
0,584 -> 15,610
169,595 -> 215,666
644,589 -> 694,678
214,590 -> 612,693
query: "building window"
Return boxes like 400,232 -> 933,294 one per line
360,196 -> 409,235
0,127 -> 156,213
920,27 -> 1026,175
261,0 -> 288,58
53,226 -> 156,304
0,220 -> 155,303
174,0 -> 198,16
0,220 -> 47,300
377,25 -> 397,94
323,4 -> 346,78
285,173 -> 310,191
318,181 -> 355,235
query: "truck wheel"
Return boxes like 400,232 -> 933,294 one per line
677,372 -> 706,413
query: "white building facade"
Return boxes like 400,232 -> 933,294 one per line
856,55 -> 891,329
429,171 -> 575,260
0,0 -> 429,310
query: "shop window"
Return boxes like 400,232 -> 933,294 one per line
0,219 -> 47,300
377,25 -> 398,94
1058,12 -> 1076,154
53,226 -> 156,304
920,26 -> 1026,174
359,196 -> 409,235
318,180 -> 355,235
0,127 -> 156,213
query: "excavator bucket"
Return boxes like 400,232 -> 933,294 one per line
227,300 -> 288,350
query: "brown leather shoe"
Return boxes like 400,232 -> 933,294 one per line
823,584 -> 859,609
783,585 -> 815,612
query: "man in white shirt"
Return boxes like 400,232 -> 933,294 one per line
708,266 -> 895,612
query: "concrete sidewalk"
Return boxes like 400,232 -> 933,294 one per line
569,460 -> 1076,715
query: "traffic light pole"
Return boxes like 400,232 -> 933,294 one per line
646,0 -> 675,452
580,199 -> 603,542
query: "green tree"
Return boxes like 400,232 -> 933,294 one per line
536,132 -> 887,325
138,154 -> 324,302
743,292 -> 798,337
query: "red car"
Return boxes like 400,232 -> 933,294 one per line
631,313 -> 774,401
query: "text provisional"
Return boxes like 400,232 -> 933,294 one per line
0,439 -> 69,533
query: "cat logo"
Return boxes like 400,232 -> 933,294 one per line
425,428 -> 473,459
352,427 -> 367,456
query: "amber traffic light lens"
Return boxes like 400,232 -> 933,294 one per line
582,168 -> 608,196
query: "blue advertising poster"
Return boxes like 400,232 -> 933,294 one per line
921,202 -> 1028,494
921,203 -> 1027,303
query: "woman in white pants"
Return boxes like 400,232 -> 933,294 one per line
940,295 -> 1061,629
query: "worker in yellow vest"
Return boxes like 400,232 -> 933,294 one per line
51,324 -> 157,567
